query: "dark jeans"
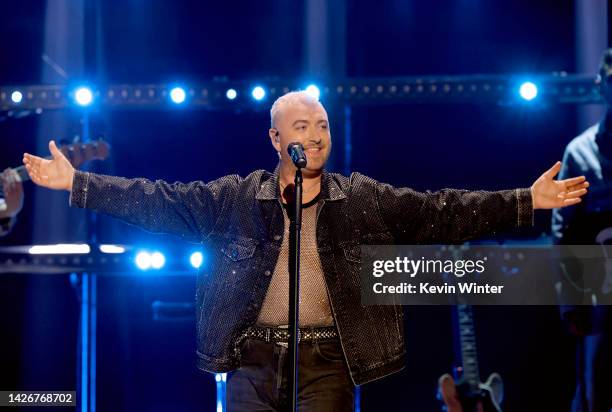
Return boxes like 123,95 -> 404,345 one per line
227,338 -> 354,411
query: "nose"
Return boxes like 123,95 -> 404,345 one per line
308,135 -> 322,145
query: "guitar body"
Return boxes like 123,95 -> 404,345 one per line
438,372 -> 503,412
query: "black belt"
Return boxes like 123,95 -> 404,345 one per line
241,325 -> 338,344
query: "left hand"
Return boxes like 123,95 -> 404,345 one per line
0,168 -> 24,219
530,161 -> 589,209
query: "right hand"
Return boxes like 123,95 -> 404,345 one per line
23,140 -> 75,191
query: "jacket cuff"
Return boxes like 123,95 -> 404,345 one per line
516,187 -> 534,228
69,171 -> 90,208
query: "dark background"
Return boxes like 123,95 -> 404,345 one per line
1,0 -> 610,410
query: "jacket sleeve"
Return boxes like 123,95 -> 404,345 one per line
69,170 -> 239,242
376,182 -> 534,244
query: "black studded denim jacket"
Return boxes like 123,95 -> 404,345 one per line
69,167 -> 533,385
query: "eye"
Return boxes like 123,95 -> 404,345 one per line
296,125 -> 307,131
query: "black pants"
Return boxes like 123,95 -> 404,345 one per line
227,338 -> 354,411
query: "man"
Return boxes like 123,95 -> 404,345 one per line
0,168 -> 23,237
24,91 -> 588,411
552,49 -> 612,412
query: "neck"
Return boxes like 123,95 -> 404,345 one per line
279,162 -> 322,204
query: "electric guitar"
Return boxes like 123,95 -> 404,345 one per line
0,139 -> 110,199
437,303 -> 504,412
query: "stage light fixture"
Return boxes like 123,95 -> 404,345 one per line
251,86 -> 266,101
190,251 -> 204,269
170,87 -> 186,104
226,89 -> 237,100
135,251 -> 152,270
74,87 -> 94,106
11,91 -> 23,103
519,82 -> 538,101
305,84 -> 320,100
151,252 -> 166,269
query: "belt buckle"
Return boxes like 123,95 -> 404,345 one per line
276,325 -> 290,348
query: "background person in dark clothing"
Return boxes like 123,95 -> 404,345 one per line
552,48 -> 612,412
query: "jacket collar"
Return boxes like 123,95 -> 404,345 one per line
256,163 -> 346,202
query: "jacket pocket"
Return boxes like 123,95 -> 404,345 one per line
221,237 -> 257,261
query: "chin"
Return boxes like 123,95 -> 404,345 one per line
303,163 -> 325,176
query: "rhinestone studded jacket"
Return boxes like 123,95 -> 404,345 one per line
69,167 -> 534,385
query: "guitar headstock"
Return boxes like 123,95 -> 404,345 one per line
58,139 -> 111,169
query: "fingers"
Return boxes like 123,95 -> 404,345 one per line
558,188 -> 588,199
49,140 -> 63,160
22,155 -> 49,186
23,152 -> 43,168
544,161 -> 562,178
24,163 -> 48,185
562,197 -> 582,207
560,175 -> 586,187
565,181 -> 589,193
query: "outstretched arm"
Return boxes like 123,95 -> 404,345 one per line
377,161 -> 589,244
23,140 -> 236,242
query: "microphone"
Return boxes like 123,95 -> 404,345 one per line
287,143 -> 307,168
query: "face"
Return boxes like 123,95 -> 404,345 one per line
269,101 -> 332,176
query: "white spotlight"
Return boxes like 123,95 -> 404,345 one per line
74,87 -> 94,106
226,89 -> 237,100
251,86 -> 266,101
170,87 -> 186,104
11,91 -> 23,103
151,252 -> 166,269
190,251 -> 204,269
135,252 -> 152,270
305,84 -> 321,100
519,82 -> 538,101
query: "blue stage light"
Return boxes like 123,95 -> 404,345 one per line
190,251 -> 204,269
135,252 -> 152,270
519,82 -> 538,101
74,87 -> 94,106
170,87 -> 186,104
251,86 -> 266,101
151,252 -> 166,269
305,84 -> 321,100
11,91 -> 23,103
226,89 -> 237,100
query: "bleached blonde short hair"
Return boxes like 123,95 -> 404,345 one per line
270,91 -> 321,128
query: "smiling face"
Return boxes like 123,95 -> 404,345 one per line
269,92 -> 332,177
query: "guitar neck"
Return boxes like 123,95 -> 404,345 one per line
454,304 -> 482,391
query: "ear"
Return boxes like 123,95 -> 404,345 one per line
269,128 -> 281,153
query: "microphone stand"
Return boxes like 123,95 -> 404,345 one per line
288,166 -> 303,412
